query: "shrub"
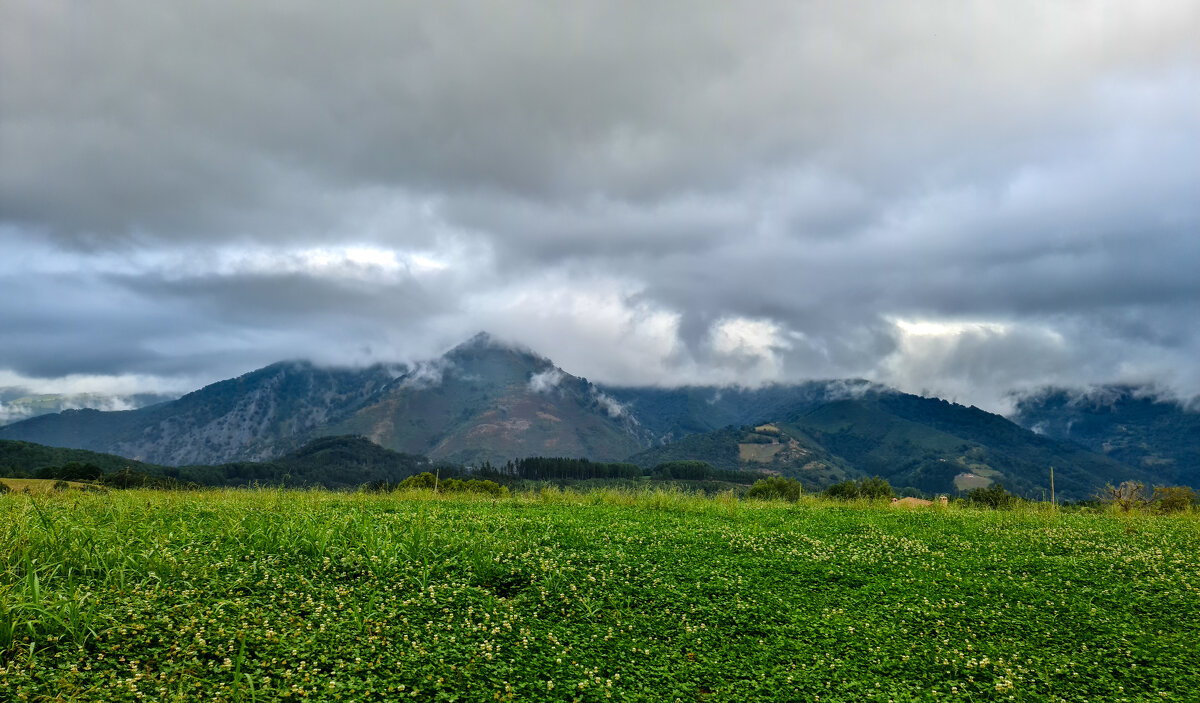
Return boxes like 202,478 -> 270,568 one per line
967,482 -> 1017,509
397,472 -> 438,490
463,479 -> 508,497
1152,485 -> 1196,514
0,481 -> 9,494
439,478 -> 465,493
394,473 -> 508,496
52,480 -> 71,491
745,476 -> 803,502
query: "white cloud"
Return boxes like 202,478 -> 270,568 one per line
528,368 -> 564,394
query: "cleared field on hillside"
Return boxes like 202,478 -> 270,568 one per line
2,489 -> 1198,701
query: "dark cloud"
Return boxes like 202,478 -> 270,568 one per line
1,1 -> 1198,409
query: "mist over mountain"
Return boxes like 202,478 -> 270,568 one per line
1012,386 -> 1200,487
0,391 -> 177,426
1,334 -> 1193,498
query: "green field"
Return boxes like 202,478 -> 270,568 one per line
2,490 -> 1198,701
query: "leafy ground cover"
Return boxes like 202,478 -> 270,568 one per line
2,489 -> 1198,701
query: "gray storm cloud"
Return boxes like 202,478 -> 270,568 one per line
1,1 -> 1198,411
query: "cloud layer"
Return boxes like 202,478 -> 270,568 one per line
2,1 -> 1197,412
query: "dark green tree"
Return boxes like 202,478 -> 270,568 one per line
967,482 -> 1017,509
746,476 -> 803,502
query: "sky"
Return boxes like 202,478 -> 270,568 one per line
2,1 -> 1198,415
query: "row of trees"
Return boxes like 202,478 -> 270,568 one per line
479,457 -> 642,481
477,457 -> 761,484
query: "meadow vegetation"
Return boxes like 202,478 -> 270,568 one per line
1,487 -> 1198,701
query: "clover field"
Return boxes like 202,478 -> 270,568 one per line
2,489 -> 1198,702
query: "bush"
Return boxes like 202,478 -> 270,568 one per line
745,476 -> 803,502
967,482 -> 1017,509
397,472 -> 438,490
394,473 -> 508,496
1152,485 -> 1196,514
824,477 -> 895,501
463,479 -> 508,497
0,481 -> 9,494
52,480 -> 71,491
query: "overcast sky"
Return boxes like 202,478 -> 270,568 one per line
2,1 -> 1197,413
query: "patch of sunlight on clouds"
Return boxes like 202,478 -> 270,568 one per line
892,318 -> 1011,338
708,317 -> 792,386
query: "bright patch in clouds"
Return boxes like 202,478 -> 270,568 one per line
708,317 -> 792,386
892,318 -> 1010,338
0,369 -> 196,397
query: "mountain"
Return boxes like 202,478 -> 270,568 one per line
0,334 -> 1189,496
0,362 -> 398,465
322,333 -> 649,464
1012,386 -> 1200,487
0,334 -> 650,467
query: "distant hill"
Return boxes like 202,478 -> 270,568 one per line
175,435 -> 432,489
0,439 -> 167,475
1,435 -> 431,490
787,394 -> 1145,499
627,392 -> 1148,500
1012,386 -> 1200,487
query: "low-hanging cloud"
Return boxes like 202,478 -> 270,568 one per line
528,368 -> 564,394
1,1 -> 1197,413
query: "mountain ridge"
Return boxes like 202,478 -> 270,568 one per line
1,334 -> 1192,497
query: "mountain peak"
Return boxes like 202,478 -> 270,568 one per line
457,331 -> 498,350
446,332 -> 550,366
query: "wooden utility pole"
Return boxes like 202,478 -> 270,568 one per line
1050,466 -> 1055,507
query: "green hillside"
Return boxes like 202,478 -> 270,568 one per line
626,393 -> 1149,500
176,435 -> 432,488
1013,386 -> 1200,487
629,423 -> 854,490
1,436 -> 431,490
0,439 -> 167,476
